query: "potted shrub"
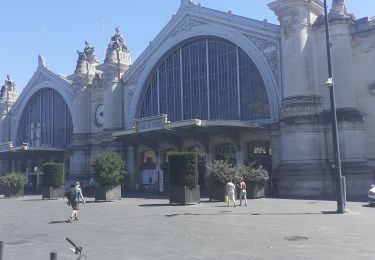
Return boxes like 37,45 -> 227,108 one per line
42,162 -> 65,200
168,152 -> 200,205
91,151 -> 127,202
0,172 -> 26,198
207,160 -> 239,202
238,164 -> 269,199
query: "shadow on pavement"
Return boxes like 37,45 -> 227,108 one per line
48,220 -> 69,224
138,203 -> 173,207
164,211 -> 325,217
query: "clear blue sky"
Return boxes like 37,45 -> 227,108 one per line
0,0 -> 373,92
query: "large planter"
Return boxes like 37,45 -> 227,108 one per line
42,186 -> 65,200
95,185 -> 121,202
209,184 -> 226,202
3,186 -> 24,198
247,182 -> 265,199
209,184 -> 238,202
169,185 -> 200,205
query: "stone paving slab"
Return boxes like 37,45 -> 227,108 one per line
0,195 -> 374,260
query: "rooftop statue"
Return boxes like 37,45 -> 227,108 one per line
84,41 -> 99,63
108,27 -> 129,53
77,41 -> 98,63
330,0 -> 355,21
0,75 -> 17,99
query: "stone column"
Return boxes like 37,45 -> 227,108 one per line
269,0 -> 332,197
69,44 -> 99,181
329,0 -> 356,108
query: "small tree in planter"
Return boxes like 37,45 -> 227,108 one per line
42,162 -> 65,200
0,172 -> 26,198
168,152 -> 200,205
207,160 -> 239,201
238,164 -> 269,199
91,151 -> 127,202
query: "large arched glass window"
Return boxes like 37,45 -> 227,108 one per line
16,88 -> 73,147
139,37 -> 270,123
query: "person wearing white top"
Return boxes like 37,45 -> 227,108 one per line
226,181 -> 236,207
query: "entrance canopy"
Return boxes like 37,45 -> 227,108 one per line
113,115 -> 265,150
0,142 -> 64,160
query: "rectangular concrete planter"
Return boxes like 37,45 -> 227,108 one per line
95,185 -> 121,202
209,184 -> 226,202
209,184 -> 237,202
247,182 -> 265,199
3,186 -> 24,198
169,185 -> 200,205
42,186 -> 65,200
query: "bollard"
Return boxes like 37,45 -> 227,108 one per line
0,241 -> 3,260
50,251 -> 57,260
341,176 -> 347,208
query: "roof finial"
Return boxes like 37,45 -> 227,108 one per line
38,55 -> 46,67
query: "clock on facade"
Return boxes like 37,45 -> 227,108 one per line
95,104 -> 104,126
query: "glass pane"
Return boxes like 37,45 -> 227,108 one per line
16,88 -> 73,147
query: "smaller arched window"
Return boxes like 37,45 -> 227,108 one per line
16,88 -> 73,147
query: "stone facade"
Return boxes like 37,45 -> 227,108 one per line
0,0 -> 374,199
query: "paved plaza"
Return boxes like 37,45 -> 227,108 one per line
0,194 -> 374,260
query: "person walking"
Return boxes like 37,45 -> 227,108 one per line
68,182 -> 86,223
238,177 -> 247,206
226,180 -> 236,207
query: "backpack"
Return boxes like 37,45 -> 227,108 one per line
67,187 -> 76,203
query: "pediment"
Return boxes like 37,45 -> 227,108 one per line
123,2 -> 279,84
10,63 -> 74,117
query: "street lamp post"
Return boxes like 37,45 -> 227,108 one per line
323,0 -> 346,213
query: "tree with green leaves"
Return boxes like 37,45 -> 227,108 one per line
91,152 -> 127,187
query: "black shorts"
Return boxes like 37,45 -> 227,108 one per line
71,202 -> 79,210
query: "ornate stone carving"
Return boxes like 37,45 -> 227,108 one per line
276,7 -> 300,37
246,35 -> 280,86
76,41 -> 99,64
172,17 -> 206,37
281,96 -> 321,119
105,27 -> 131,65
108,27 -> 129,53
0,75 -> 18,101
35,73 -> 49,84
329,0 -> 355,22
91,72 -> 103,89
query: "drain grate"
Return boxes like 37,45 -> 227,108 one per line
284,236 -> 308,241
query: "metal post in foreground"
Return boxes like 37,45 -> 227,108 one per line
50,251 -> 57,260
323,0 -> 346,213
0,241 -> 4,260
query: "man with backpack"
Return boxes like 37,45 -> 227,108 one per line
68,182 -> 86,223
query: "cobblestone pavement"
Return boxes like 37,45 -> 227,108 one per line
0,194 -> 374,260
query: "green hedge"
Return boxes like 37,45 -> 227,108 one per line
168,152 -> 198,188
207,160 -> 238,185
91,152 -> 127,187
43,162 -> 64,187
0,172 -> 26,188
